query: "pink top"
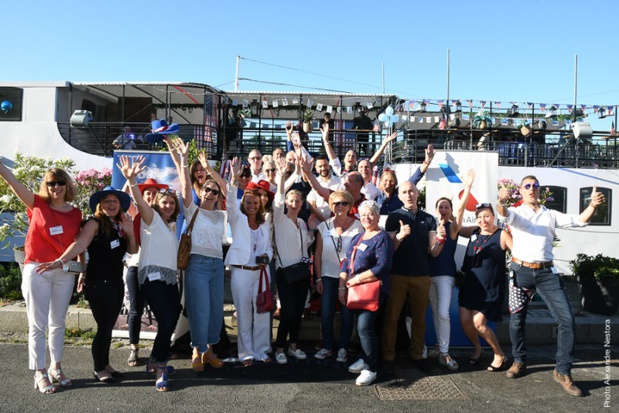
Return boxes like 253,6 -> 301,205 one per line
24,195 -> 82,264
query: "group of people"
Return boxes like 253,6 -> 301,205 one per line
0,119 -> 605,395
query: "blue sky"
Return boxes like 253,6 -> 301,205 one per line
4,0 -> 619,130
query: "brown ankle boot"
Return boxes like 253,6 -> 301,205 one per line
553,370 -> 583,397
506,362 -> 526,378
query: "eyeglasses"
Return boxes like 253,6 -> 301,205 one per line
475,202 -> 492,209
202,187 -> 220,196
333,201 -> 350,207
523,182 -> 540,190
158,188 -> 177,195
264,168 -> 276,173
46,181 -> 66,187
249,156 -> 262,161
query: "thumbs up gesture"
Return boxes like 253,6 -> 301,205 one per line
590,185 -> 605,207
498,182 -> 509,205
396,220 -> 411,241
436,219 -> 447,239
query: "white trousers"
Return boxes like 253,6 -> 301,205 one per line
21,263 -> 75,370
230,267 -> 272,361
429,275 -> 454,354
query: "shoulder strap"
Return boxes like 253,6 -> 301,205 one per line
185,208 -> 200,235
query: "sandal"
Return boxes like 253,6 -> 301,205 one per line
48,367 -> 72,387
191,355 -> 204,372
34,373 -> 56,394
469,348 -> 484,365
146,358 -> 175,375
127,348 -> 139,367
487,356 -> 509,372
155,364 -> 169,392
202,348 -> 224,369
241,359 -> 253,367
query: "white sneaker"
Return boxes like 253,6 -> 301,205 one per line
275,352 -> 287,364
314,348 -> 333,360
356,369 -> 377,386
336,348 -> 348,363
288,348 -> 307,360
348,358 -> 369,373
422,344 -> 428,359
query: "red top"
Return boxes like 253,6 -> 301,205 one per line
25,195 -> 82,264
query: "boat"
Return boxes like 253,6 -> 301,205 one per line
0,82 -> 617,273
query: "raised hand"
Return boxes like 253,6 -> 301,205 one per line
498,182 -> 509,204
120,213 -> 134,236
436,219 -> 447,239
117,155 -> 145,181
385,132 -> 397,144
300,157 -> 314,176
396,220 -> 411,241
590,185 -> 605,207
230,156 -> 241,177
463,169 -> 475,188
425,144 -> 435,163
198,151 -> 211,170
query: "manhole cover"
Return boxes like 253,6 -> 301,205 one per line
375,370 -> 468,400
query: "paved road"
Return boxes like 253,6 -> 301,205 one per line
0,341 -> 616,413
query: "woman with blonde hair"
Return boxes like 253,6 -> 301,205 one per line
0,160 -> 82,393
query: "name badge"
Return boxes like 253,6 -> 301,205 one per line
357,243 -> 368,252
148,272 -> 162,281
110,239 -> 120,249
471,234 -> 478,242
50,225 -> 64,236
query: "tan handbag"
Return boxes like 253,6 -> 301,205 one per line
177,209 -> 199,270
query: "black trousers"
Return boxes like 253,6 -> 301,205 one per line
275,268 -> 310,348
84,278 -> 124,372
126,266 -> 146,345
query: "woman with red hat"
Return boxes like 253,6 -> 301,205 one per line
124,178 -> 169,368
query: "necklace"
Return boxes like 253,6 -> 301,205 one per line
473,230 -> 495,254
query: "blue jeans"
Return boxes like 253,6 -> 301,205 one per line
185,254 -> 224,353
509,264 -> 575,374
141,279 -> 181,363
355,293 -> 387,372
321,277 -> 353,351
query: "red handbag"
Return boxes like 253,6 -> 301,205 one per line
346,280 -> 381,311
256,267 -> 272,313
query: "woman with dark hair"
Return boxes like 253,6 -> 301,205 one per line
0,161 -> 82,394
37,187 -> 138,382
426,170 -> 474,371
226,158 -> 274,366
168,138 -> 231,372
459,176 -> 512,371
189,152 -> 227,208
119,155 -> 182,392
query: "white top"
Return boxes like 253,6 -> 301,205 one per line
361,181 -> 381,201
251,171 -> 268,183
500,205 -> 586,262
138,212 -> 179,284
317,218 -> 364,278
307,174 -> 343,219
184,203 -> 225,259
245,227 -> 267,266
273,192 -> 313,268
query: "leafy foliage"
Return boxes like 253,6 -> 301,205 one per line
570,253 -> 619,280
497,178 -> 554,207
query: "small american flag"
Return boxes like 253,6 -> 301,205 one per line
540,103 -> 546,112
611,121 -> 616,137
438,111 -> 447,130
494,101 -> 501,108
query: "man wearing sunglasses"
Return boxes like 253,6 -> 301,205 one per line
497,175 -> 605,397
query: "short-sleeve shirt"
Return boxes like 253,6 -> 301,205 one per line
25,195 -> 82,264
385,207 -> 437,276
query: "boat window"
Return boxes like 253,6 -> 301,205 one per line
580,187 -> 611,226
544,186 -> 566,213
0,87 -> 23,122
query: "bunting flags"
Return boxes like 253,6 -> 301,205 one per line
480,100 -> 486,108
494,101 -> 501,108
540,103 -> 546,112
467,99 -> 473,108
611,121 -> 616,137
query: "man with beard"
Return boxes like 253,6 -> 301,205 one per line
307,155 -> 343,222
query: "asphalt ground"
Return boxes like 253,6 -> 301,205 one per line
0,340 -> 616,413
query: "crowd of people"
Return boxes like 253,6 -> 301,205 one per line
0,120 -> 605,395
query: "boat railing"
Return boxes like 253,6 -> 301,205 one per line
57,121 -> 619,169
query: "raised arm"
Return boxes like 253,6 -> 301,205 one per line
0,157 -> 35,209
300,158 -> 330,202
199,151 -> 227,196
453,169 -> 475,236
369,132 -> 397,165
118,155 -> 154,226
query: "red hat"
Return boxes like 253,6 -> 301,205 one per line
245,180 -> 275,202
137,178 -> 169,193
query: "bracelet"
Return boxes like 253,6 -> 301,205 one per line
182,164 -> 188,168
338,287 -> 347,290
423,160 -> 429,165
498,201 -> 508,207
315,278 -> 322,283
130,182 -> 138,188
356,274 -> 361,284
435,237 -> 446,244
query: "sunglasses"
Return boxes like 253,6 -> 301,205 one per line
249,156 -> 262,161
158,188 -> 177,195
46,181 -> 66,187
264,168 -> 276,173
523,182 -> 540,190
475,202 -> 492,209
333,201 -> 350,207
202,187 -> 220,196
239,174 -> 252,178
